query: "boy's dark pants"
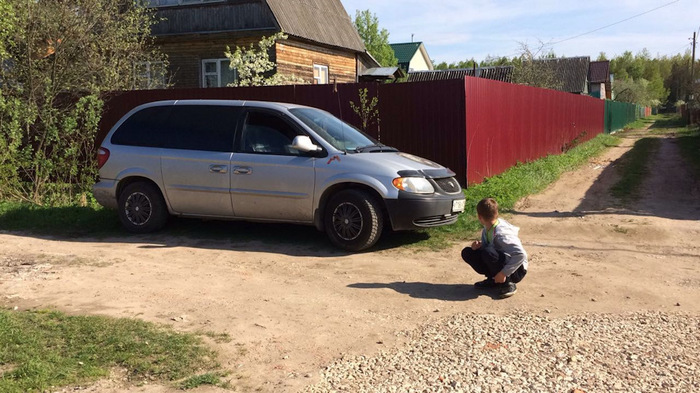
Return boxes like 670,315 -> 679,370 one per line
461,246 -> 526,283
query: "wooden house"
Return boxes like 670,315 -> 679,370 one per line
389,42 -> 434,73
588,60 -> 612,100
147,0 -> 372,88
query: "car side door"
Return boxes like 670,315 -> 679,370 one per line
160,105 -> 242,217
230,109 -> 317,222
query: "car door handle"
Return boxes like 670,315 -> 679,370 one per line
233,166 -> 252,175
209,165 -> 228,174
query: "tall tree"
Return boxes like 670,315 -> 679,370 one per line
0,0 -> 166,204
224,33 -> 304,86
353,10 -> 397,67
511,41 -> 561,90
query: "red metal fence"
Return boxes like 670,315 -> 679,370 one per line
464,77 -> 605,184
98,83 -> 379,143
99,78 -> 606,186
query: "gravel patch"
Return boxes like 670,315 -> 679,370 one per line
305,312 -> 699,393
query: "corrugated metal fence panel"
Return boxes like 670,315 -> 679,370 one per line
604,100 -> 642,133
377,80 -> 467,183
465,76 -> 605,185
98,84 -> 381,144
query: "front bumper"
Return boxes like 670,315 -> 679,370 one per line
385,191 -> 465,231
92,179 -> 118,209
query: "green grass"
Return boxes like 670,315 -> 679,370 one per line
610,137 -> 660,202
610,113 -> 698,203
624,117 -> 655,130
678,126 -> 700,178
0,202 -> 121,236
416,132 -> 621,249
0,309 -> 225,392
180,372 -> 229,390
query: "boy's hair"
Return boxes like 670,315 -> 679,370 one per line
476,198 -> 499,221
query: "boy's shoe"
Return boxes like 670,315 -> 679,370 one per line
474,278 -> 497,288
498,282 -> 517,298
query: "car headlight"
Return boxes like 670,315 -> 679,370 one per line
392,177 -> 435,194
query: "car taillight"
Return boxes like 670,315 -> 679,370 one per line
97,147 -> 110,169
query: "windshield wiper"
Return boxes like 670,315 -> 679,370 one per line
353,144 -> 399,153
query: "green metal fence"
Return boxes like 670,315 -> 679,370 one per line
604,100 -> 644,133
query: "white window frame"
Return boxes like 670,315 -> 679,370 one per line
134,61 -> 166,90
313,64 -> 329,85
202,58 -> 236,88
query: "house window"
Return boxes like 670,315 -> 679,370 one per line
134,61 -> 166,90
313,64 -> 329,84
202,58 -> 237,88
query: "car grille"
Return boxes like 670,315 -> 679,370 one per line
414,214 -> 460,227
434,177 -> 461,193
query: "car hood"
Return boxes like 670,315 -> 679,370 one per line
348,151 -> 456,179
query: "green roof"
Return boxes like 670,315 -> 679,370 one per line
390,42 -> 421,64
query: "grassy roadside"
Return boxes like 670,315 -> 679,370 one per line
419,132 -> 621,249
610,137 -> 660,202
609,114 -> 699,203
0,202 -> 120,236
675,123 -> 700,178
0,309 -> 227,392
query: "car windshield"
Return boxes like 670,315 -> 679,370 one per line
289,107 -> 379,152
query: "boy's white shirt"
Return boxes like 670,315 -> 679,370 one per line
481,218 -> 528,276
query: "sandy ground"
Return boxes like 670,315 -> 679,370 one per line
1,125 -> 699,392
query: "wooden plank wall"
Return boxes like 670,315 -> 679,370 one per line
275,40 -> 357,84
158,37 -> 357,88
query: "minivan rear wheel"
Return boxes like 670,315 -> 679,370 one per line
118,182 -> 168,233
324,190 -> 383,251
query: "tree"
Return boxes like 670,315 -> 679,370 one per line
511,41 -> 562,90
349,88 -> 379,133
0,0 -> 166,204
353,10 -> 397,67
224,33 -> 304,87
0,0 -> 17,61
434,58 -> 477,70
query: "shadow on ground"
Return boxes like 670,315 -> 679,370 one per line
0,206 -> 432,257
512,119 -> 700,222
348,282 -> 500,301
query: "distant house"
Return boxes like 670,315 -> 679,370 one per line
532,56 -> 590,94
402,56 -> 593,95
389,42 -> 434,73
147,0 -> 372,88
407,66 -> 513,83
588,60 -> 612,99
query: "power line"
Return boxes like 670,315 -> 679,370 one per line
549,0 -> 680,46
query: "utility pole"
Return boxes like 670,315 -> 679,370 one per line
690,32 -> 697,124
692,32 -> 696,86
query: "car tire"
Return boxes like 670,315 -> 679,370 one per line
117,182 -> 168,233
324,189 -> 383,252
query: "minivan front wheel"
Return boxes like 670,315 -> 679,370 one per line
118,182 -> 168,233
324,190 -> 383,251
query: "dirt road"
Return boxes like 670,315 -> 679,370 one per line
1,124 -> 699,392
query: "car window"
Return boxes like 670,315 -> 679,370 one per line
238,111 -> 301,156
289,107 -> 376,151
111,106 -> 172,148
111,105 -> 241,152
162,106 -> 241,152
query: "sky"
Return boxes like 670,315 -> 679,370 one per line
339,0 -> 700,64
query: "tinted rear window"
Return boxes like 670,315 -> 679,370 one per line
111,105 -> 242,152
111,106 -> 171,148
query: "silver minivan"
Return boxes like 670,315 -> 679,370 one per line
93,100 -> 465,251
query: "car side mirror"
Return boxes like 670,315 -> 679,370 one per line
291,135 -> 321,153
